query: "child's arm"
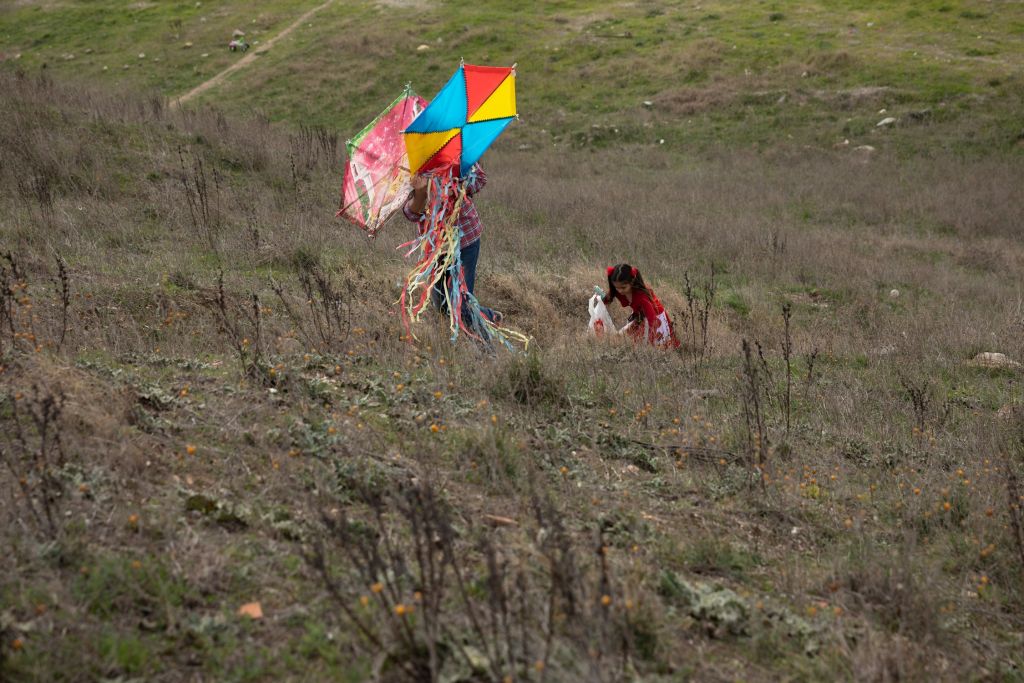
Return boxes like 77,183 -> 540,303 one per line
402,175 -> 429,228
465,164 -> 487,196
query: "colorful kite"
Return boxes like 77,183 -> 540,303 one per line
403,63 -> 517,177
337,87 -> 426,237
398,62 -> 528,350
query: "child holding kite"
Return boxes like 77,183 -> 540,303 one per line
403,165 -> 503,325
602,263 -> 680,348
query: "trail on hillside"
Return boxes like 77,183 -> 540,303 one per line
172,0 -> 335,107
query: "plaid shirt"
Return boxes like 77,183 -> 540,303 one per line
403,166 -> 487,248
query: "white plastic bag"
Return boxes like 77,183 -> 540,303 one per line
588,293 -> 615,336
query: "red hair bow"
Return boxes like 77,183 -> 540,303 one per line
606,266 -> 615,276
630,267 -> 638,278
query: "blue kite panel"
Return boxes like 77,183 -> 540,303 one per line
460,117 -> 513,176
404,68 -> 467,134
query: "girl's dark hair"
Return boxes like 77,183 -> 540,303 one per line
603,263 -> 651,304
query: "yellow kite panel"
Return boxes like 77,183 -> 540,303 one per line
467,76 -> 516,123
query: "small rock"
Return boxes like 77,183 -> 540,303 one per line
517,144 -> 532,151
889,289 -> 900,298
658,138 -> 665,144
63,53 -> 75,60
84,48 -> 93,54
878,108 -> 887,114
854,145 -> 876,153
968,352 -> 1021,370
416,44 -> 430,51
138,52 -> 146,59
996,405 -> 1019,420
201,53 -> 209,58
833,138 -> 850,148
876,117 -> 897,127
232,29 -> 246,38
184,41 -> 193,48
102,65 -> 108,71
642,100 -> 653,107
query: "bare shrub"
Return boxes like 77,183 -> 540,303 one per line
681,267 -> 716,372
309,476 -> 637,682
0,384 -> 68,541
178,146 -> 222,254
208,271 -> 274,385
271,263 -> 350,352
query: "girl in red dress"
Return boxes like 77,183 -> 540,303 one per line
602,264 -> 680,348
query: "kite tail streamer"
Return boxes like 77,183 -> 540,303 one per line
398,168 -> 530,352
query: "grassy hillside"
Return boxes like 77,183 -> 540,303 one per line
3,0 -> 1023,154
2,1 -> 1024,681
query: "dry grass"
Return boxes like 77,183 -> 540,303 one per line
2,71 -> 1024,681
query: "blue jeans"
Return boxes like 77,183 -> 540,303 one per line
431,238 -> 496,323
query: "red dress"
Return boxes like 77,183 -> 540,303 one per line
612,289 -> 680,348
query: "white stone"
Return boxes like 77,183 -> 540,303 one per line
416,44 -> 430,51
969,352 -> 1021,370
138,52 -> 146,59
889,289 -> 900,298
877,117 -> 897,127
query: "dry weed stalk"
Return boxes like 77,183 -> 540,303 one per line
899,375 -> 931,438
51,253 -> 70,352
209,271 -> 273,385
178,146 -> 222,254
0,384 -> 68,540
1,252 -> 39,355
781,303 -> 793,439
804,346 -> 819,390
740,339 -> 769,492
15,170 -> 54,224
292,124 -> 338,172
682,267 -> 715,372
1000,422 -> 1024,579
270,265 -> 350,352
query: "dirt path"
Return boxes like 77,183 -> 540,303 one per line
171,0 -> 335,107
